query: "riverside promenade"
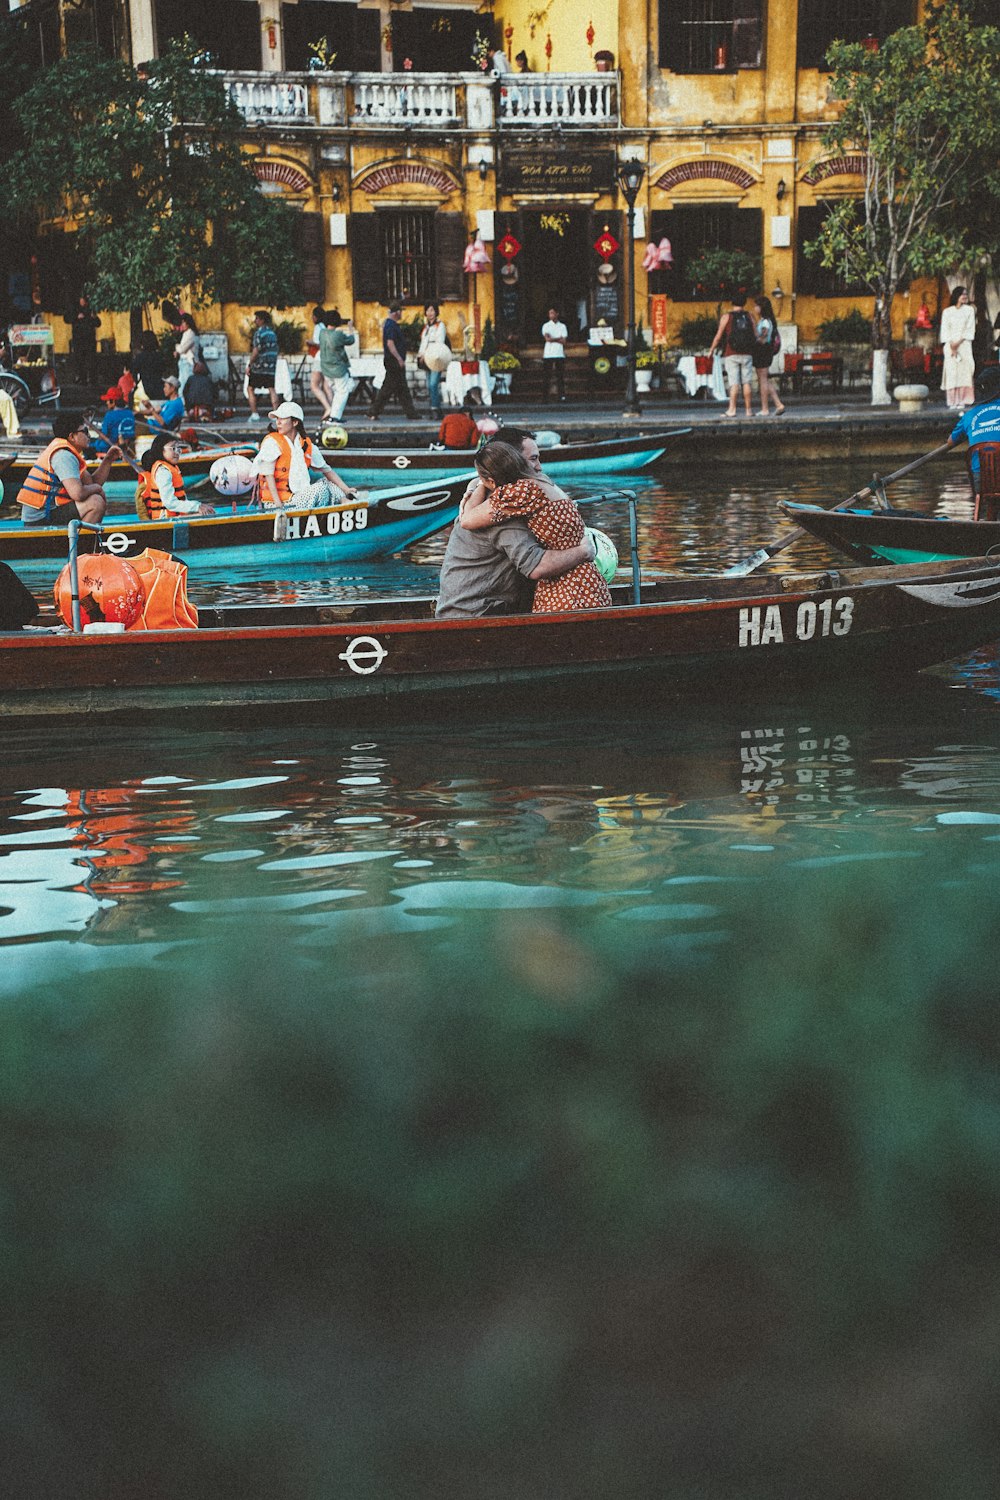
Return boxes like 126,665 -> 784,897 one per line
9,385 -> 958,469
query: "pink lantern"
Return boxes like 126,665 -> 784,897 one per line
657,237 -> 674,266
462,239 -> 477,273
641,241 -> 660,272
468,234 -> 492,272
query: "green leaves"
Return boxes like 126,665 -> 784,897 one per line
0,37 -> 302,311
807,0 -> 1000,337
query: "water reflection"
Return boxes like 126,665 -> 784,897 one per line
4,672 -> 1000,967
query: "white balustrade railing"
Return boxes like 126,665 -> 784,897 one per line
498,74 -> 619,126
222,72 -> 313,125
217,70 -> 620,132
350,74 -> 460,124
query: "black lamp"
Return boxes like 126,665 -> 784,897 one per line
616,158 -> 646,415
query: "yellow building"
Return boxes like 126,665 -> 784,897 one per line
5,0 -> 932,363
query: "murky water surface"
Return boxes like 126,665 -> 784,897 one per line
4,459 -> 1000,1498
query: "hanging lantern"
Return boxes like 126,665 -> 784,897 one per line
657,237 -> 674,266
586,18 -> 595,51
641,242 -> 660,272
464,235 -> 491,274
593,226 -> 621,262
504,22 -> 514,55
545,32 -> 552,69
497,231 -> 522,262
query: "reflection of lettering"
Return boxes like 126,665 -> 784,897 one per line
339,637 -> 387,675
739,597 -> 854,647
739,726 -> 855,803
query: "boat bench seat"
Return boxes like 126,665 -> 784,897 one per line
779,571 -> 842,592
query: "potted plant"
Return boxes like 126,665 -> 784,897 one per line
488,348 -> 521,397
634,348 -> 658,392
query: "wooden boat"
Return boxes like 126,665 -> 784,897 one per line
0,441 -> 256,505
5,555 -> 1000,720
779,501 -> 1000,568
303,428 -> 690,486
0,474 -> 474,569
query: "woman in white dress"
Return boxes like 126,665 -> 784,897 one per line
174,313 -> 201,396
417,304 -> 450,420
940,285 -> 976,411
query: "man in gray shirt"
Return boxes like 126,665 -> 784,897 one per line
435,428 -> 594,617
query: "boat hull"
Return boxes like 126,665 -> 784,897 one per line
780,503 -> 1000,568
301,429 -> 688,485
5,557 -> 1000,720
1,476 -> 472,570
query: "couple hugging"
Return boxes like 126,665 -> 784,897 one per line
436,427 -> 608,619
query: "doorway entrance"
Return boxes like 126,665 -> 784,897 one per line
520,209 -> 591,344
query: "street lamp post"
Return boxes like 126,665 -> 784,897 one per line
617,158 -> 646,416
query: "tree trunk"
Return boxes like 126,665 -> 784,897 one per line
870,294 -> 893,407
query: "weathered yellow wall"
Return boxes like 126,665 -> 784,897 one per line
498,0 -> 619,75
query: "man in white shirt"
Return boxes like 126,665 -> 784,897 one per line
488,44 -> 512,75
541,307 -> 569,402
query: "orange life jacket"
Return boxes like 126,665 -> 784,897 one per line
126,548 -> 199,631
140,459 -> 188,520
17,438 -> 87,517
263,431 -> 314,507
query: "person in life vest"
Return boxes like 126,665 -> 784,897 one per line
944,365 -> 1000,519
253,401 -> 360,510
18,410 -> 121,527
437,398 -> 481,450
140,432 -> 216,519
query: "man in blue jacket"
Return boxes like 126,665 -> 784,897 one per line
945,365 -> 1000,518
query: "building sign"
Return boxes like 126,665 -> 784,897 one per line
500,150 -> 616,195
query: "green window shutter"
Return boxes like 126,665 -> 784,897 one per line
349,214 -> 383,303
435,213 -> 467,303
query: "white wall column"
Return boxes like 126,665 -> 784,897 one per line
258,0 -> 291,72
129,0 -> 157,64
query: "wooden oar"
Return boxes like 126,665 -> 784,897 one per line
724,442 -> 953,577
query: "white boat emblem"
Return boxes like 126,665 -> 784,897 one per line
339,636 -> 388,674
392,455 -> 412,469
103,532 -> 134,554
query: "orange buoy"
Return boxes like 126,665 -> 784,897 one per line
54,554 -> 144,629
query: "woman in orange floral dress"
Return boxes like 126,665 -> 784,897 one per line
461,442 -> 611,612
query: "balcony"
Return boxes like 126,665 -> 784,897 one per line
220,71 -> 621,131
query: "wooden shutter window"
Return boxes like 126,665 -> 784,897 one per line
732,0 -> 764,69
435,213 -> 466,303
296,211 -> 326,302
349,213 -> 383,303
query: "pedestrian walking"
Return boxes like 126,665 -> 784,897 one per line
709,293 -> 756,418
246,310 -> 279,421
368,304 -> 418,422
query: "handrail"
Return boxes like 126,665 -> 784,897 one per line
66,520 -> 109,634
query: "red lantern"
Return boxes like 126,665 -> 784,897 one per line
593,227 -> 620,262
545,32 -> 552,69
54,555 -> 144,630
586,19 -> 595,50
497,232 -> 522,261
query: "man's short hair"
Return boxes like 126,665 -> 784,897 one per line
975,365 -> 1000,403
52,411 -> 83,440
486,426 -> 535,452
731,294 -> 747,308
388,302 -> 403,316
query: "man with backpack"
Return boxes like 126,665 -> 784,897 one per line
709,293 -> 756,418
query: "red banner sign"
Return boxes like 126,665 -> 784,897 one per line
651,294 -> 669,346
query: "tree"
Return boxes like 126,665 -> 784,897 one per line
0,37 -> 303,319
805,0 -> 1000,405
686,247 -> 760,313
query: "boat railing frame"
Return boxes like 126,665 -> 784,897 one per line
66,519 -> 112,634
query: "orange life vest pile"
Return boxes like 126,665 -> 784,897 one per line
54,549 -> 198,631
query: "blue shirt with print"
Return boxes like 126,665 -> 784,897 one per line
950,399 -> 1000,478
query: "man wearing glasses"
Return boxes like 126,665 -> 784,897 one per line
17,411 -> 121,526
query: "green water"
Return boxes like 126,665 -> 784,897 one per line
2,457 -> 999,1499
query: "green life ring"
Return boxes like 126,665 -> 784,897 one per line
593,355 -> 612,376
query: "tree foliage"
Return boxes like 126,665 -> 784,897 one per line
686,247 -> 760,310
0,37 -> 303,313
805,1 -> 1000,353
